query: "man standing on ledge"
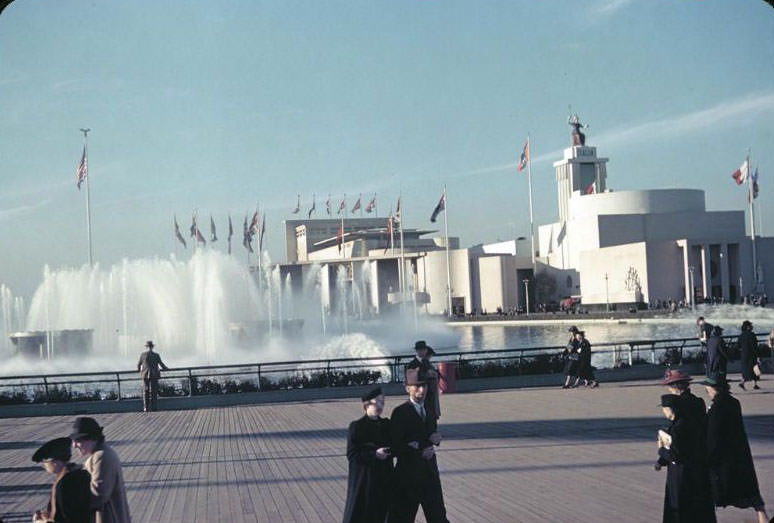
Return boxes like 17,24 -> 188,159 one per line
137,340 -> 169,412
389,368 -> 448,523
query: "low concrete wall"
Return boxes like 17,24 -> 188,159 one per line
0,362 -> 738,419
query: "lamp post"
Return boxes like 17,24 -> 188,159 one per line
605,272 -> 609,312
688,266 -> 695,310
523,278 -> 530,316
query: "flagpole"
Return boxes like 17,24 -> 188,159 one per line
747,151 -> 759,289
399,195 -> 405,306
443,185 -> 452,318
80,128 -> 93,267
526,134 -> 535,271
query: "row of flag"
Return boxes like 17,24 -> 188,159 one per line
173,212 -> 265,254
293,193 -> 378,218
731,159 -> 760,201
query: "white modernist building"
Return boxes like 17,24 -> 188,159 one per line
538,143 -> 773,308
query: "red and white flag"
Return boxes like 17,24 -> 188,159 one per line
584,181 -> 595,194
338,196 -> 347,214
732,160 -> 749,185
76,145 -> 88,189
365,194 -> 376,213
517,138 -> 529,172
351,195 -> 362,213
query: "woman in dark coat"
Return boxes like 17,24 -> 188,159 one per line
705,326 -> 729,378
655,394 -> 716,523
738,320 -> 761,390
562,326 -> 580,388
573,331 -> 598,388
703,375 -> 769,523
31,437 -> 92,523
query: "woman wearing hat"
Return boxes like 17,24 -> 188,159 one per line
706,325 -> 729,379
655,394 -> 716,522
70,417 -> 131,523
561,327 -> 580,389
703,374 -> 769,523
738,320 -> 762,391
31,437 -> 92,522
573,331 -> 598,388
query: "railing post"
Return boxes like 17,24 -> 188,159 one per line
188,369 -> 194,397
257,364 -> 262,391
326,360 -> 331,387
116,373 -> 122,401
518,352 -> 523,375
628,344 -> 634,367
43,376 -> 49,404
651,344 -> 656,365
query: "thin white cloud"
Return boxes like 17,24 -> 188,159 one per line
594,0 -> 634,16
0,199 -> 51,221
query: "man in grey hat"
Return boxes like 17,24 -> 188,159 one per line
405,340 -> 441,432
389,368 -> 448,523
137,340 -> 169,412
31,437 -> 91,522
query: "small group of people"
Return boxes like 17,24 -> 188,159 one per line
657,369 -> 769,523
343,341 -> 448,523
31,417 -> 130,522
696,316 -> 765,390
562,325 -> 599,389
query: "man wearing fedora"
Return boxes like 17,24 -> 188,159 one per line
405,340 -> 441,432
343,386 -> 393,523
31,437 -> 91,523
389,368 -> 448,523
70,417 -> 131,523
137,340 -> 169,412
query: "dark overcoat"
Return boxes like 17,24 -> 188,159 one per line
576,339 -> 595,381
389,401 -> 448,523
562,337 -> 580,376
51,463 -> 92,523
657,415 -> 716,522
737,330 -> 759,381
676,390 -> 707,438
405,358 -> 441,430
342,415 -> 393,523
707,392 -> 764,509
705,335 -> 728,377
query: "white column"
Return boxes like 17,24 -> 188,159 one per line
678,240 -> 691,304
701,243 -> 710,299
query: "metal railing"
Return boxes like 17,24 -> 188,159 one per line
0,333 -> 765,404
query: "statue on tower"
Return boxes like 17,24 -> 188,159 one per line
568,112 -> 588,146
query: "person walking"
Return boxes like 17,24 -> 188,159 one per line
703,374 -> 770,523
137,340 -> 169,412
389,369 -> 448,523
562,326 -> 580,388
343,387 -> 394,523
70,417 -> 131,523
660,369 -> 707,436
405,340 -> 441,432
31,437 -> 92,523
655,394 -> 716,523
696,316 -> 713,346
706,326 -> 729,379
738,320 -> 762,390
573,331 -> 598,388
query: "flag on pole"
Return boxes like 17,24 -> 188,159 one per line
394,197 -> 402,225
242,214 -> 253,252
228,215 -> 233,241
751,166 -> 759,201
325,194 -> 332,215
732,159 -> 750,185
430,193 -> 446,223
292,195 -> 301,214
308,195 -> 316,219
352,194 -> 362,213
584,181 -> 595,194
195,228 -> 206,245
258,213 -> 266,253
384,211 -> 394,254
190,214 -> 197,238
210,215 -> 218,242
517,138 -> 530,172
174,216 -> 187,248
338,196 -> 347,214
76,145 -> 88,189
365,194 -> 376,213
337,220 -> 344,252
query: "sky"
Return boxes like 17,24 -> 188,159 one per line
1,0 -> 773,299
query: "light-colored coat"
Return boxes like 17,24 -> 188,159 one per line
84,442 -> 131,523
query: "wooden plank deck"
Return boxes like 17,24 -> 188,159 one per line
1,377 -> 772,522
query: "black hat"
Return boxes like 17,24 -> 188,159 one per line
405,368 -> 428,386
32,437 -> 72,463
741,320 -> 753,331
701,373 -> 729,389
568,325 -> 578,333
658,394 -> 680,408
145,340 -> 154,348
361,387 -> 383,402
414,340 -> 435,355
69,417 -> 103,441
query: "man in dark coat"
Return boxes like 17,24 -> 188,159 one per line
389,369 -> 448,523
696,316 -> 713,345
703,374 -> 769,523
31,437 -> 92,523
562,326 -> 580,388
343,387 -> 393,523
655,394 -> 716,523
738,320 -> 762,390
705,326 -> 729,379
405,340 -> 441,432
573,331 -> 598,388
137,340 -> 169,412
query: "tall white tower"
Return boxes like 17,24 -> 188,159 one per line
553,144 -> 608,223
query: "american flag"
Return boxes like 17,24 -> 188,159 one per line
517,138 -> 529,172
365,194 -> 376,213
76,145 -> 88,189
351,195 -> 362,213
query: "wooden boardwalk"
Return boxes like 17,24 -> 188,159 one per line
1,378 -> 772,522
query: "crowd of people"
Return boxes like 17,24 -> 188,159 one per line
696,316 -> 767,390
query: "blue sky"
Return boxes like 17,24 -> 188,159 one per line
1,0 -> 773,297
